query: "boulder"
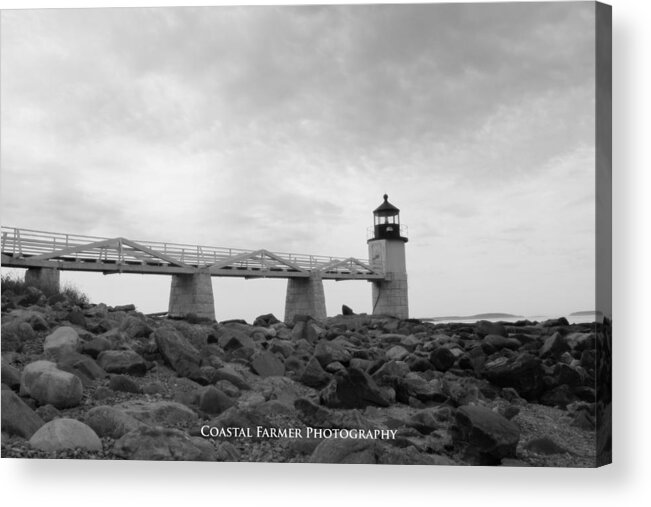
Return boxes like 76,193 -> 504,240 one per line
553,363 -> 585,388
113,426 -> 215,461
35,404 -> 61,422
198,386 -> 236,415
430,347 -> 456,372
57,351 -> 106,385
253,313 -> 280,327
341,305 -> 355,316
298,356 -> 331,388
1,320 -> 35,351
154,326 -> 202,378
481,353 -> 545,400
29,418 -> 102,452
539,332 -> 570,358
119,315 -> 153,339
321,367 -> 390,409
1,358 -> 21,390
395,375 -> 447,404
30,368 -> 84,408
250,351 -> 285,377
482,334 -> 521,352
1,389 -> 45,438
314,340 -> 352,367
43,326 -> 80,358
20,360 -> 58,396
217,328 -> 255,352
97,350 -> 147,376
453,404 -> 520,465
85,405 -> 147,438
385,345 -> 409,361
80,336 -> 111,358
371,360 -> 410,386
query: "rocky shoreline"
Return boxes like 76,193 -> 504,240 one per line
1,286 -> 610,466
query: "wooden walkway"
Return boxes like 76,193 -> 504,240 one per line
1,227 -> 384,281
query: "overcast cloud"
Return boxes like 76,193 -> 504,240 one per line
1,3 -> 596,320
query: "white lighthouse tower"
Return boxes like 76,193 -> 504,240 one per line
367,194 -> 409,319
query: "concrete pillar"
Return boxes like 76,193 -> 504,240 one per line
284,273 -> 326,323
368,239 -> 409,319
25,267 -> 60,294
371,274 -> 409,320
168,271 -> 215,320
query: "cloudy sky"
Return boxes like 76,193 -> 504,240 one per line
0,2 -> 597,320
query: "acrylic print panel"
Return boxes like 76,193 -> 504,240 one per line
0,2 -> 611,466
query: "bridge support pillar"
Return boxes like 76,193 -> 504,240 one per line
284,273 -> 326,323
168,271 -> 215,321
25,267 -> 60,294
371,274 -> 409,320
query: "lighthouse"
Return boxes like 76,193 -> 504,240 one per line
367,194 -> 409,319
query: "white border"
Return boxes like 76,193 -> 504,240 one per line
1,0 -> 649,505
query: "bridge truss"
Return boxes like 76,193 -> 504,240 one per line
1,227 -> 384,281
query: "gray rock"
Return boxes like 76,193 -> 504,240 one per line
29,418 -> 102,452
43,326 -> 80,359
1,389 -> 45,438
154,327 -> 202,378
386,345 -> 409,361
113,426 -> 215,461
80,336 -> 111,358
198,386 -> 235,415
539,332 -> 570,358
20,360 -> 59,396
1,358 -> 21,389
314,340 -> 352,367
298,356 -> 331,388
430,346 -> 456,372
97,350 -> 147,376
35,404 -> 61,422
321,367 -> 391,409
453,404 -> 520,465
217,327 -> 255,351
371,360 -> 410,386
1,321 -> 35,351
250,351 -> 285,377
481,353 -> 545,400
30,368 -> 84,408
57,351 -> 106,385
119,315 -> 153,339
85,405 -> 147,438
253,313 -> 280,327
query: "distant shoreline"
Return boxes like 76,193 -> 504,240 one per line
422,312 -> 522,322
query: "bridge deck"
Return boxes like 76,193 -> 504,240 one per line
1,227 -> 384,281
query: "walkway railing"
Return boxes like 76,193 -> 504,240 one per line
1,226 -> 383,280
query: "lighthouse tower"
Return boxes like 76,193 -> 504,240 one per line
367,194 -> 409,319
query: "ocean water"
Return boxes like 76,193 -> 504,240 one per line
425,312 -> 601,325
